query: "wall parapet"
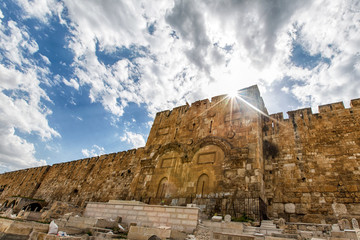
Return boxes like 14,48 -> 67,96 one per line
267,98 -> 360,122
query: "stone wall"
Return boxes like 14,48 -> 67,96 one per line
0,166 -> 50,199
263,99 -> 360,223
84,202 -> 199,233
0,85 -> 359,223
32,150 -> 144,206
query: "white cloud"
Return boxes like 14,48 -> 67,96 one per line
15,0 -> 60,23
63,78 -> 79,90
120,131 -> 145,149
81,145 -> 105,158
0,9 -> 59,172
10,0 -> 360,119
281,87 -> 290,94
40,54 -> 51,65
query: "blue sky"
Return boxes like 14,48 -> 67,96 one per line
0,0 -> 359,173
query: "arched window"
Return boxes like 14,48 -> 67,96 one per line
156,177 -> 168,199
196,174 -> 209,197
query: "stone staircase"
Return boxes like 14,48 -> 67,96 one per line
243,226 -> 259,234
259,220 -> 282,235
243,220 -> 283,236
260,220 -> 277,229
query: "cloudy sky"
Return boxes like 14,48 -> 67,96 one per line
0,0 -> 359,173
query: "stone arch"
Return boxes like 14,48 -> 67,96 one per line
22,202 -> 42,212
190,136 -> 232,162
156,177 -> 168,199
8,200 -> 16,208
196,174 -> 210,197
2,200 -> 8,208
151,143 -> 188,163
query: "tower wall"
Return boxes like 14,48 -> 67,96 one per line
263,99 -> 360,223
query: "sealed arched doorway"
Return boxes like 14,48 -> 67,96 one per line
156,177 -> 168,199
196,174 -> 210,197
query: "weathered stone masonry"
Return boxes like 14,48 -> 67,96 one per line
1,85 -> 359,223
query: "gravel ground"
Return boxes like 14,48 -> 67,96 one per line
190,224 -> 212,240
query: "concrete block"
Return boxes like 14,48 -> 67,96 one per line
188,214 -> 198,220
165,208 -> 176,212
127,210 -> 138,215
184,209 -> 197,214
181,220 -> 197,226
137,210 -> 147,216
159,217 -> 168,223
128,226 -> 171,240
177,214 -> 188,219
169,219 -> 181,224
136,216 -> 149,222
211,216 -> 223,222
153,207 -> 165,212
148,211 -> 158,216
134,206 -> 144,210
158,213 -> 171,218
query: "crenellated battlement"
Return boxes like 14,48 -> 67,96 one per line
267,98 -> 360,122
318,101 -> 344,113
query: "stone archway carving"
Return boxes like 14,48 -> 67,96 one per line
156,177 -> 168,199
151,142 -> 188,163
189,136 -> 232,162
196,174 -> 210,197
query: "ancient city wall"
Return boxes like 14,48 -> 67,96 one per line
263,99 -> 360,223
32,149 -> 145,206
0,166 -> 50,199
0,85 -> 359,224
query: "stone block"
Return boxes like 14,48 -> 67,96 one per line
153,207 -> 165,212
211,216 -> 223,222
158,212 -> 170,218
184,208 -> 197,214
159,217 -> 168,223
169,219 -> 181,224
148,211 -> 157,216
128,226 -> 171,240
5,222 -> 32,235
177,214 -> 188,219
272,203 -> 284,213
181,220 -> 197,226
188,215 -> 198,220
165,208 -> 176,212
95,218 -> 117,228
332,203 -> 348,216
224,214 -> 231,223
285,203 -> 295,213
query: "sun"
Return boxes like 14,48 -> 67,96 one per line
227,89 -> 239,99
